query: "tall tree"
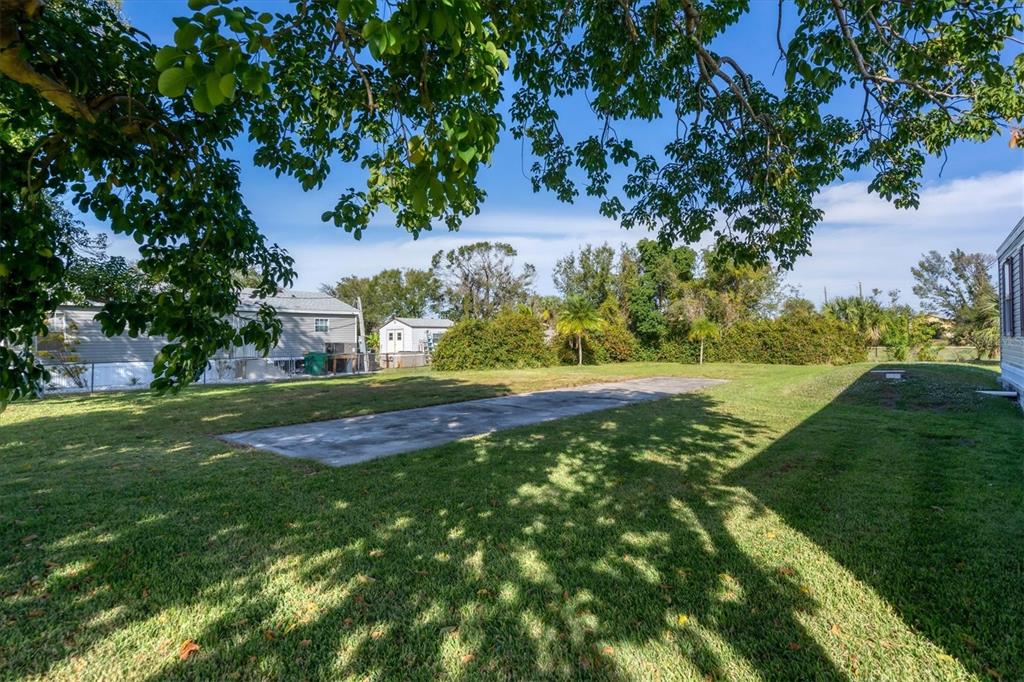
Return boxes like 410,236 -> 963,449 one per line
322,268 -> 438,331
624,239 -> 697,345
431,242 -> 535,319
3,0 -> 1022,403
911,250 -> 997,339
553,243 -> 616,306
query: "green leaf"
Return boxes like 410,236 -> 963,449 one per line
153,46 -> 182,71
187,0 -> 216,9
206,73 -> 226,106
157,67 -> 189,98
173,23 -> 203,48
192,86 -> 214,113
219,73 -> 236,99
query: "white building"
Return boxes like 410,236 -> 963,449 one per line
378,317 -> 453,354
997,216 -> 1023,407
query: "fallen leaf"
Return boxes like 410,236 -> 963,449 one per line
937,653 -> 955,663
27,608 -> 45,618
263,629 -> 275,641
343,618 -> 353,626
178,640 -> 200,661
369,549 -> 384,558
778,566 -> 796,577
21,534 -> 38,544
765,532 -> 777,540
370,630 -> 384,640
986,667 -> 1003,680
299,639 -> 311,648
677,614 -> 689,626
788,642 -> 801,651
830,623 -> 841,636
461,653 -> 476,664
601,645 -> 614,655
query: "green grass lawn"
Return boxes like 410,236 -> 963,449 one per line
1,362 -> 1021,680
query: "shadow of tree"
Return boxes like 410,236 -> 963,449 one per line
2,380 -> 850,679
728,365 -> 1024,679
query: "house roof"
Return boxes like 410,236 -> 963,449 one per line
997,215 -> 1024,256
383,317 -> 454,329
239,289 -> 359,315
58,289 -> 359,316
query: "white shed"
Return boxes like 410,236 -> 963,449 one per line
378,317 -> 453,354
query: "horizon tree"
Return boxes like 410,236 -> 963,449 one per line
430,242 -> 535,319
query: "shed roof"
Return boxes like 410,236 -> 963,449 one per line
384,317 -> 454,329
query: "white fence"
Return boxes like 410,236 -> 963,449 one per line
38,352 -> 432,394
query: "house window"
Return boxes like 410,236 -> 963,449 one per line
314,318 -> 329,333
396,331 -> 402,341
1003,258 -> 1015,337
388,332 -> 394,341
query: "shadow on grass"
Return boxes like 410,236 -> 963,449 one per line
1,382 -> 850,679
728,364 -> 1024,679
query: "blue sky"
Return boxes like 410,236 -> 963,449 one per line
108,1 -> 1024,304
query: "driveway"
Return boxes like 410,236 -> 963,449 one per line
221,376 -> 724,467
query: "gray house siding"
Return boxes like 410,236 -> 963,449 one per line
50,306 -> 359,364
61,307 -> 167,363
997,216 -> 1024,404
268,312 -> 358,357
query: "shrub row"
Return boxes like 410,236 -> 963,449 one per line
656,317 -> 866,365
432,309 -> 556,371
435,312 -> 865,370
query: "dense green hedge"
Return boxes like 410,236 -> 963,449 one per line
552,315 -> 639,364
432,309 -> 555,371
436,312 -> 864,370
656,317 -> 865,365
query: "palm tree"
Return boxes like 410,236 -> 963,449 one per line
556,296 -> 605,365
687,317 -> 721,365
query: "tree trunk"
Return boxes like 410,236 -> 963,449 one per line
699,339 -> 704,364
577,333 -> 583,365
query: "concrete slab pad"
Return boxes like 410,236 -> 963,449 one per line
221,376 -> 724,467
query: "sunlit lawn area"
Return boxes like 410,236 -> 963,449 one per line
1,362 -> 1021,680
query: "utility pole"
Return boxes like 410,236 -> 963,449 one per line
858,281 -> 863,300
823,287 -> 829,305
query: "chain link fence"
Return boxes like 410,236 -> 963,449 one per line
39,351 -> 432,394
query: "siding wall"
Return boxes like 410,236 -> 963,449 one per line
997,222 -> 1024,401
52,307 -> 358,364
269,312 -> 358,357
62,307 -> 167,363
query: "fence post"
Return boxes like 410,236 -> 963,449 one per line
90,363 -> 95,393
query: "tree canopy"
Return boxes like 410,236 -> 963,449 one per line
430,241 -> 535,319
2,0 -> 1022,403
322,268 -> 439,331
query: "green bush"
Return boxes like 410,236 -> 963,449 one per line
432,309 -> 555,371
552,317 -> 640,364
651,316 -> 865,365
705,316 -> 866,365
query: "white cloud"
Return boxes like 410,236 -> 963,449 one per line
78,169 -> 1024,307
789,169 -> 1024,302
